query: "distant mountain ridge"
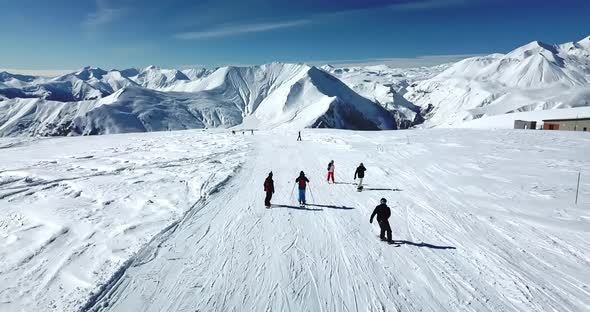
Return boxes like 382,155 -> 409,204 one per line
0,63 -> 400,136
404,35 -> 590,127
1,35 -> 589,136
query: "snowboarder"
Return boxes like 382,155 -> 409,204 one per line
370,198 -> 393,243
295,171 -> 309,206
297,131 -> 302,141
264,172 -> 274,208
354,163 -> 366,191
327,160 -> 335,183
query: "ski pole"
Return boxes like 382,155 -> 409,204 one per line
308,184 -> 316,203
290,182 -> 296,201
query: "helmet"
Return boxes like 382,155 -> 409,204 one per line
380,198 -> 387,204
269,171 -> 273,176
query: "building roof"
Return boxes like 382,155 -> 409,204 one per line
543,117 -> 590,122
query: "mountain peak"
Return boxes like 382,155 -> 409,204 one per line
75,67 -> 108,80
505,40 -> 558,60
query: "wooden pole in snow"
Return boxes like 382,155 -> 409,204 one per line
575,170 -> 581,205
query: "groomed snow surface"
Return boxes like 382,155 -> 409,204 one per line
1,129 -> 589,312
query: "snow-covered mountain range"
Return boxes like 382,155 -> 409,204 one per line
1,35 -> 589,136
0,64 -> 400,136
404,35 -> 590,127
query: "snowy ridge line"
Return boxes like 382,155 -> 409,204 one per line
79,167 -> 243,312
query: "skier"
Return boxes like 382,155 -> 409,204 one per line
297,131 -> 302,141
354,163 -> 366,191
251,129 -> 254,135
327,160 -> 335,183
264,172 -> 274,208
295,171 -> 310,206
232,130 -> 236,135
370,198 -> 393,243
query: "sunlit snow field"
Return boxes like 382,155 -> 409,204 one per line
1,129 -> 589,312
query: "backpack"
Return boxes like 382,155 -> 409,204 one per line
298,178 -> 306,189
264,179 -> 271,192
327,162 -> 331,171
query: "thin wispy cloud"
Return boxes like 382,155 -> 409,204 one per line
389,0 -> 471,11
308,54 -> 479,68
83,0 -> 126,28
175,19 -> 311,40
0,69 -> 73,77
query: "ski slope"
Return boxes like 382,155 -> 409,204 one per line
1,129 -> 589,312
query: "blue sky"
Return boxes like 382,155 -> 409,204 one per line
0,0 -> 589,72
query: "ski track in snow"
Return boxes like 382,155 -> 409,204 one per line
1,129 -> 590,312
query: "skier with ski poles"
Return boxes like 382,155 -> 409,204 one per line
370,198 -> 393,244
327,160 -> 335,184
264,172 -> 274,208
354,163 -> 366,191
295,171 -> 310,206
297,131 -> 302,141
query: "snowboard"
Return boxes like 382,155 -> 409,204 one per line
378,236 -> 400,246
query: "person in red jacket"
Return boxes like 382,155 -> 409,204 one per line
264,172 -> 274,208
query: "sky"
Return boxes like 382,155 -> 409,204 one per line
0,0 -> 589,74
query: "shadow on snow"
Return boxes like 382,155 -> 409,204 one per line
331,182 -> 401,192
392,240 -> 456,250
306,204 -> 355,210
363,188 -> 402,192
333,182 -> 361,185
272,204 -> 322,211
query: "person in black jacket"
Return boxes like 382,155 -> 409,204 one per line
264,172 -> 274,208
370,198 -> 392,243
354,163 -> 366,189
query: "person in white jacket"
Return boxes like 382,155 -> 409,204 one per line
327,160 -> 335,183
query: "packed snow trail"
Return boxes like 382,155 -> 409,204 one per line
82,129 -> 589,312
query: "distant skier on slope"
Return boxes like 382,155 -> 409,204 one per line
264,172 -> 274,208
370,198 -> 393,243
327,160 -> 335,184
295,171 -> 310,206
354,163 -> 366,191
297,131 -> 302,141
